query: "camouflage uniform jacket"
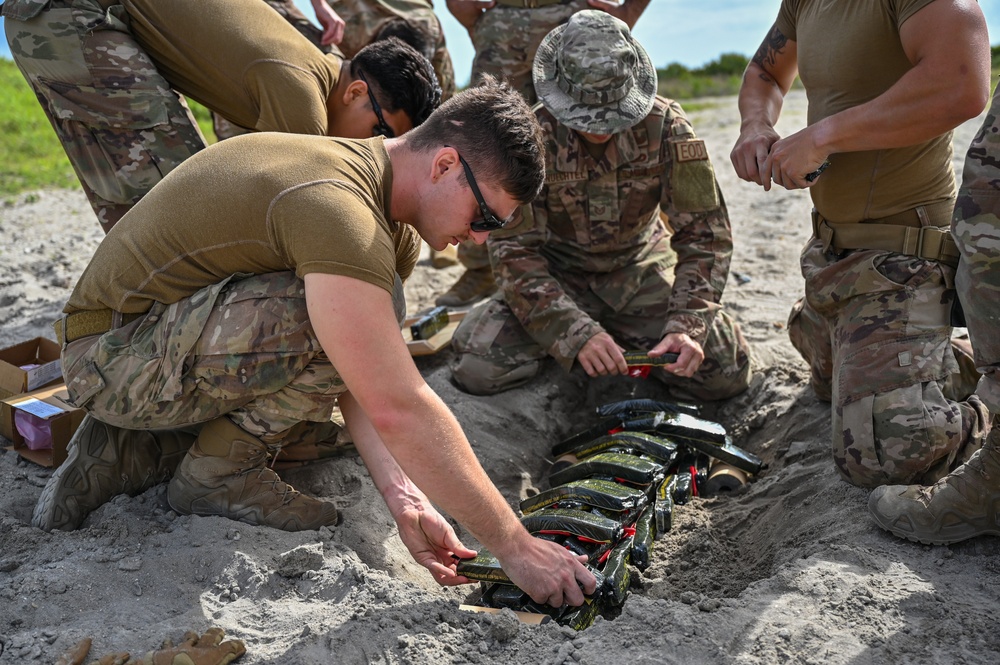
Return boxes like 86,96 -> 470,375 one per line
487,97 -> 732,370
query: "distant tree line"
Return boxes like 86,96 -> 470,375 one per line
655,52 -> 750,99
657,52 -> 750,80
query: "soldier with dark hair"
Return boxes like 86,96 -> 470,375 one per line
4,0 -> 440,232
331,0 -> 455,101
451,12 -> 752,402
34,78 -> 598,609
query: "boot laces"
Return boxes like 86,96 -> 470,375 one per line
919,448 -> 994,503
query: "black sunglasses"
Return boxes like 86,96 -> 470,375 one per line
357,70 -> 395,138
453,152 -> 509,232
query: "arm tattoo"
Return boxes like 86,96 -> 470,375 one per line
751,24 -> 788,83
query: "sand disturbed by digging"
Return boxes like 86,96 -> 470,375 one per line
2,92 -> 999,664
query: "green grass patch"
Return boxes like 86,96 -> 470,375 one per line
0,57 -> 78,195
0,57 -> 216,197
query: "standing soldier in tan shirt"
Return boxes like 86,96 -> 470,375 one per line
3,0 -> 440,233
731,0 -> 990,489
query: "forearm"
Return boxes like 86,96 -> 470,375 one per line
339,391 -> 426,520
491,237 -> 601,368
663,213 -> 731,344
359,383 -> 528,557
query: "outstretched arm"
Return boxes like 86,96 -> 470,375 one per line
304,273 -> 596,607
764,0 -> 990,190
339,391 -> 477,585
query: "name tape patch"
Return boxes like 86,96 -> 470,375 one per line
675,139 -> 708,163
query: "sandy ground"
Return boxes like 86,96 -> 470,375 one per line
2,91 -> 1000,664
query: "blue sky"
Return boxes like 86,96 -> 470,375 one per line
2,1 -> 999,87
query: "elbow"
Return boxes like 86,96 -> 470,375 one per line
951,72 -> 992,123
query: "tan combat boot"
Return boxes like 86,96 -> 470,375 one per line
868,415 -> 1000,545
435,267 -> 497,307
167,417 -> 340,531
32,415 -> 195,532
430,244 -> 459,269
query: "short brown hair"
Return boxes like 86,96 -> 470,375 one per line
402,76 -> 544,204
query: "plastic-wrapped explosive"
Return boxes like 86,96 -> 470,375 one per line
673,471 -> 693,505
548,452 -> 665,488
456,552 -> 514,584
631,505 -> 655,570
599,538 -> 633,606
621,351 -> 679,378
409,306 -> 449,340
520,507 -> 624,545
621,413 -> 765,474
552,431 -> 678,464
519,478 -> 648,515
654,475 -> 676,537
555,597 -> 602,631
484,583 -> 530,609
676,453 -> 710,497
595,398 -> 701,419
564,535 -> 614,564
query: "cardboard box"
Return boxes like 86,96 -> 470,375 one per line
0,337 -> 63,401
1,383 -> 84,468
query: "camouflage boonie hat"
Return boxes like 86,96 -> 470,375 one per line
532,10 -> 656,135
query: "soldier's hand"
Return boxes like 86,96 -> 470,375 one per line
446,0 -> 495,32
730,124 -> 781,190
762,126 -> 827,191
578,332 -> 628,377
650,333 -> 704,378
495,533 -> 596,608
393,494 -> 478,586
311,0 -> 345,45
137,628 -> 245,665
587,0 -> 643,28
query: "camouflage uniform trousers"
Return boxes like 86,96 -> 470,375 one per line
953,81 -> 1000,417
3,0 -> 207,233
456,0 -> 590,273
451,261 -> 753,400
330,0 -> 455,101
60,272 -> 405,461
788,238 -> 989,489
212,0 -> 335,141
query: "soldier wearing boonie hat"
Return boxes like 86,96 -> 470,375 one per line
531,9 -> 656,135
435,0 -> 651,306
451,10 -> 754,402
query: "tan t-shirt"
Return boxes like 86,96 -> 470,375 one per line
776,0 -> 955,223
65,135 -> 420,315
121,0 -> 342,135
